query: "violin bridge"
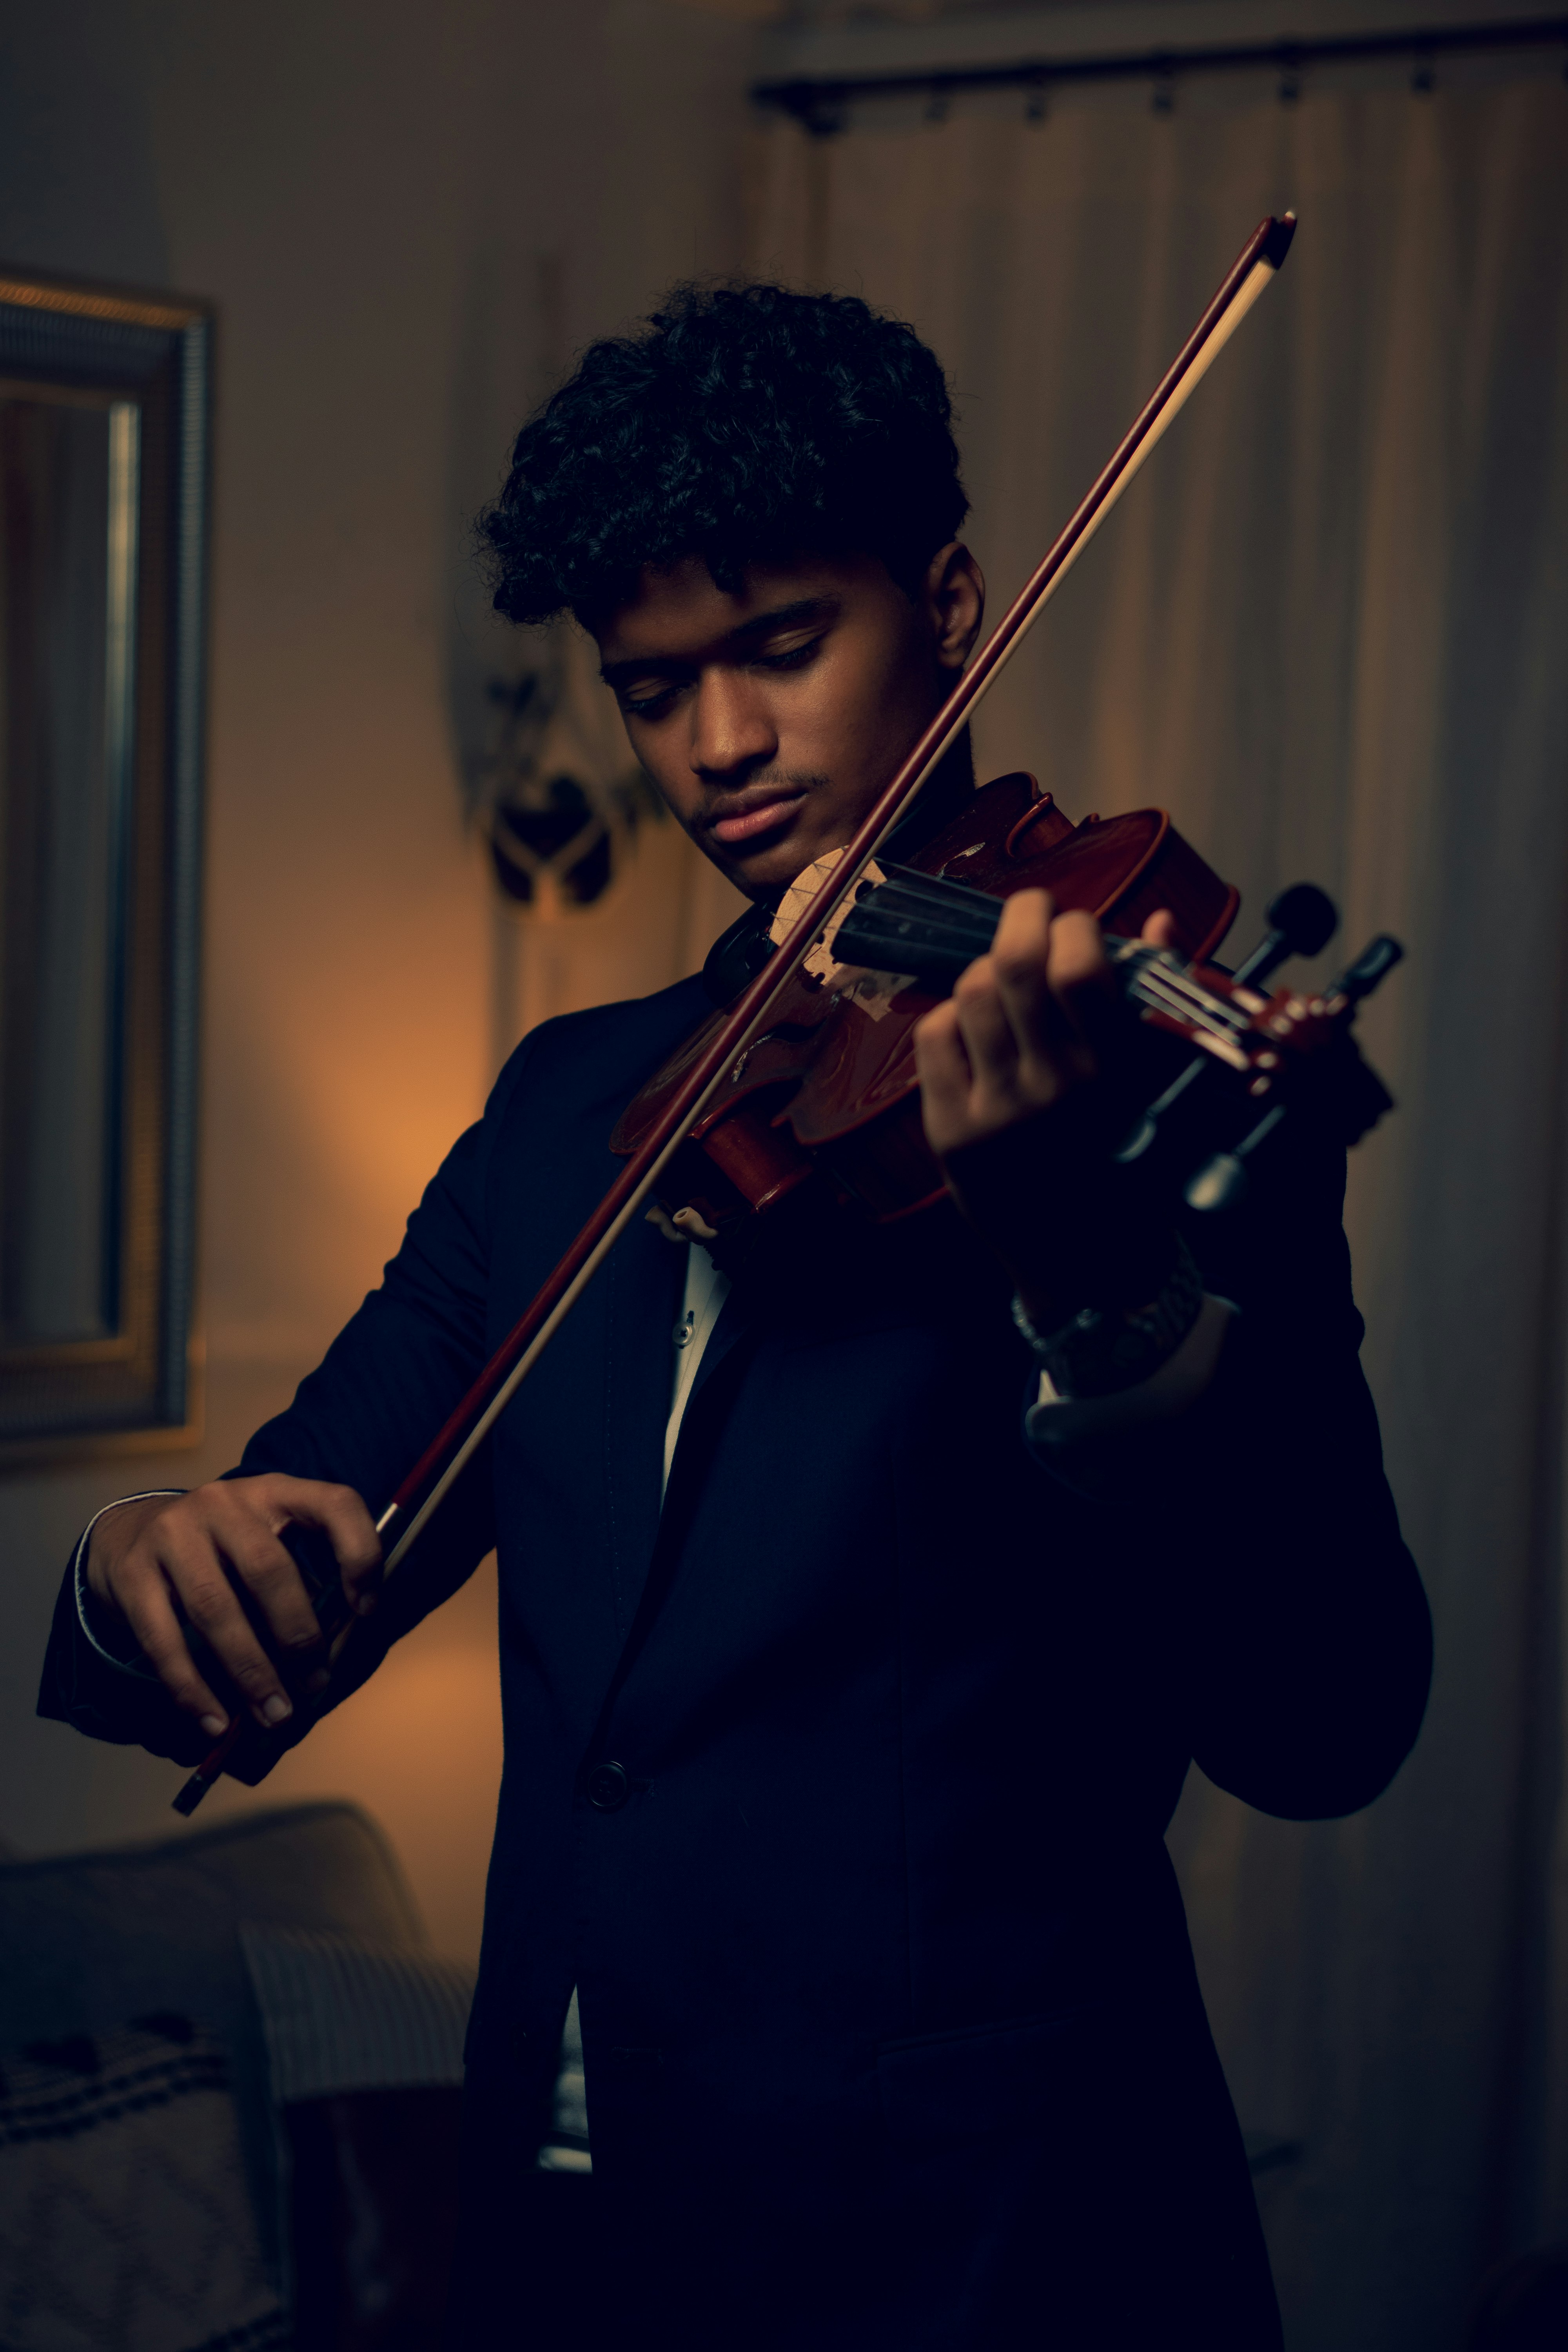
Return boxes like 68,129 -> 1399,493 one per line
770,849 -> 915,1018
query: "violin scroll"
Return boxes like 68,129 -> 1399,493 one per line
1106,906 -> 1404,1213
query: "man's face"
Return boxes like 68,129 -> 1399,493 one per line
594,544 -> 985,899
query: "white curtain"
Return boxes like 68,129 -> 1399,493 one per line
751,69 -> 1568,2351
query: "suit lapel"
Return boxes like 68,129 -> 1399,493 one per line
684,1278 -> 754,1421
599,1221 -> 762,1641
581,1274 -> 762,1765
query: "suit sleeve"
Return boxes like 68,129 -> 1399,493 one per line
36,1040 -> 535,1781
1034,1125 -> 1432,1822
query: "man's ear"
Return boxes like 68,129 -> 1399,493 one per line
920,541 -> 985,671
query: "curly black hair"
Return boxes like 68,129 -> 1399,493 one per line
478,282 -> 968,628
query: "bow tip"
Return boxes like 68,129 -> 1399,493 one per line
1264,213 -> 1298,268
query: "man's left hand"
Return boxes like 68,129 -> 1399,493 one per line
913,887 -> 1178,1329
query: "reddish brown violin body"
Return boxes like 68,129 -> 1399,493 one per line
611,771 -> 1240,1236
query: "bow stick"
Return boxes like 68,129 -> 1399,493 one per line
175,211 -> 1295,1810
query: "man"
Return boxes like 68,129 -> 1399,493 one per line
41,284 -> 1430,2346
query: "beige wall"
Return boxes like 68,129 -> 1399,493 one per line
0,0 -> 752,1959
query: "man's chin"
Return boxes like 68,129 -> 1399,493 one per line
709,843 -> 830,904
694,837 -> 785,898
704,816 -> 865,901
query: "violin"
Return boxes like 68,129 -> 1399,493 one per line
176,208 -> 1397,1815
610,773 -> 1400,1247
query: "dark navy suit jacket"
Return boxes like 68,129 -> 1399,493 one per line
41,972 -> 1432,2347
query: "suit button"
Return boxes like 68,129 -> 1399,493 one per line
587,1761 -> 630,1811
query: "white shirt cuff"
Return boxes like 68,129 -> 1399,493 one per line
72,1492 -> 187,1673
1024,1295 -> 1235,1446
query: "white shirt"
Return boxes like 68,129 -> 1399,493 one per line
536,1240 -> 731,2174
663,1243 -> 733,1498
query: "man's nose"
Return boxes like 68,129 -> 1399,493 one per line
689,667 -> 777,780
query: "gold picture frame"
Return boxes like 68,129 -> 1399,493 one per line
0,269 -> 212,1463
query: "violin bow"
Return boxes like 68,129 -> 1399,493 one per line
176,211 -> 1294,1811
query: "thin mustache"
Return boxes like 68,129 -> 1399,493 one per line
699,771 -> 829,818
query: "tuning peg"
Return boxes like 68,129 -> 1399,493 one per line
1231,883 -> 1339,987
1183,1104 -> 1288,1214
1183,1152 -> 1248,1213
1132,886 -> 1336,1168
1114,1053 -> 1207,1164
1329,934 -> 1403,1003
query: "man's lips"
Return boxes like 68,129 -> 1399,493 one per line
707,788 -> 808,848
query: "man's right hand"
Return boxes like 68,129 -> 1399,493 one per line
85,1477 -> 383,1741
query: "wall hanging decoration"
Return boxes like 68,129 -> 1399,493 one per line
467,622 -> 661,920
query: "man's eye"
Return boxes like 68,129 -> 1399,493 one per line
758,639 -> 823,672
621,684 -> 681,717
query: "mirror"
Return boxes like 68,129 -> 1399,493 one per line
0,272 -> 211,1460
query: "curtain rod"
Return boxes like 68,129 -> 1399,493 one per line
753,14 -> 1568,132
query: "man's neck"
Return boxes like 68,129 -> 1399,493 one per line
879,726 -> 977,865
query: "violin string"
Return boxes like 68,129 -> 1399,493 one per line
864,891 -> 1241,1008
1113,944 -> 1252,1033
848,884 -> 1256,1047
878,862 -> 1003,912
1130,978 -> 1244,1043
1123,965 -> 1249,1044
857,897 -> 996,941
1142,969 -> 1251,1031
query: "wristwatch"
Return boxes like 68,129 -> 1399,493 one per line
1011,1234 -> 1206,1399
